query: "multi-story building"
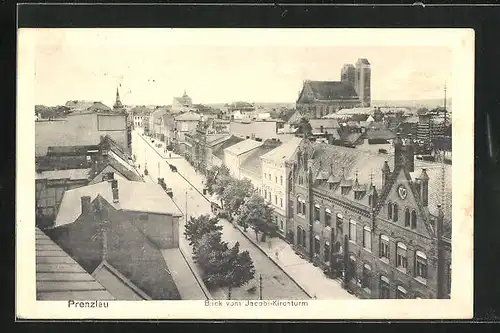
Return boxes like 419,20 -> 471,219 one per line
260,136 -> 303,238
296,58 -> 371,118
173,111 -> 202,153
223,139 -> 263,179
289,136 -> 451,299
417,113 -> 447,144
229,120 -> 282,142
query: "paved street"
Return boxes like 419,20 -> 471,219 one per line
132,129 -> 310,300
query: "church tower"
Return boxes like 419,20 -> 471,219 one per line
354,58 -> 371,107
113,87 -> 124,111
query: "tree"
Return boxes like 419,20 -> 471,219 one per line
192,230 -> 228,273
236,194 -> 277,242
206,165 -> 230,195
220,178 -> 255,217
212,174 -> 233,201
184,214 -> 223,248
219,242 -> 255,299
297,117 -> 312,137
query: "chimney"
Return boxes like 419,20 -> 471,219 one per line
81,196 -> 91,215
417,168 -> 429,206
382,160 -> 391,188
436,204 -> 446,298
405,134 -> 415,172
393,132 -> 403,167
111,179 -> 119,203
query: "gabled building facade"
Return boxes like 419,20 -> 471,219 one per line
289,135 -> 451,299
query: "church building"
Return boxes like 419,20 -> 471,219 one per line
296,58 -> 371,119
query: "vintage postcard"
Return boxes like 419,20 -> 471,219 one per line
17,28 -> 474,319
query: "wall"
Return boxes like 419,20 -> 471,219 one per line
229,121 -> 278,141
128,211 -> 179,249
262,159 -> 287,234
224,151 -> 240,179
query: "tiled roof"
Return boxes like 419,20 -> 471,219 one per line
35,168 -> 91,181
261,136 -> 303,163
130,106 -> 151,115
55,179 -> 182,227
309,119 -> 340,132
174,111 -> 202,122
68,102 -> 113,114
224,139 -> 263,156
325,107 -> 375,118
36,155 -> 91,171
92,261 -> 151,300
212,136 -> 245,160
36,227 -> 115,301
239,145 -> 278,176
310,143 -> 393,191
306,81 -> 358,100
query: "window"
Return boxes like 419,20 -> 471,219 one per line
275,195 -> 278,204
324,242 -> 330,262
297,227 -> 303,247
325,209 -> 332,227
275,176 -> 278,183
264,190 -> 267,200
314,204 -> 320,222
411,211 -> 417,229
280,198 -> 283,208
280,219 -> 284,230
314,237 -> 320,255
380,276 -> 390,299
349,256 -> 357,282
341,186 -> 349,195
362,264 -> 371,290
349,220 -> 357,242
297,197 -> 306,215
415,251 -> 428,281
289,199 -> 294,216
405,208 -> 411,227
393,204 -> 399,221
363,226 -> 372,251
379,235 -> 390,261
280,176 -> 283,185
368,195 -> 372,206
396,242 -> 408,272
388,203 -> 393,219
336,214 -> 343,228
396,286 -> 408,299
354,191 -> 363,200
302,229 -> 306,247
329,182 -> 335,190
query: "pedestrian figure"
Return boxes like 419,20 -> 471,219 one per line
169,153 -> 171,158
313,294 -> 317,299
275,250 -> 279,261
267,238 -> 272,249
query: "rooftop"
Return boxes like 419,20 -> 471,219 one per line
224,139 -> 263,156
303,81 -> 358,101
261,136 -> 303,163
240,144 -> 280,176
212,136 -> 245,160
36,227 -> 115,301
55,179 -> 182,227
36,168 -> 91,181
175,111 -> 202,122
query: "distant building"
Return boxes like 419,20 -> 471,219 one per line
173,111 -> 202,153
296,58 -> 371,118
229,120 -> 282,142
172,90 -> 193,113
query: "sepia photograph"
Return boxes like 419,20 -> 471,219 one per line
17,28 -> 474,319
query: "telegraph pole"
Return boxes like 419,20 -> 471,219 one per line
259,274 -> 263,300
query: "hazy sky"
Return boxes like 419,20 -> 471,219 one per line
32,29 -> 453,106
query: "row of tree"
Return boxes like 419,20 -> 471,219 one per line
204,165 -> 278,242
184,215 -> 256,297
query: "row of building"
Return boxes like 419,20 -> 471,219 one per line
181,121 -> 451,299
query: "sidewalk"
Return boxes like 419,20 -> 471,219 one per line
137,131 -> 356,300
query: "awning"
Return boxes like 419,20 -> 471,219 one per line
381,275 -> 390,284
381,235 -> 390,242
416,251 -> 427,259
397,242 -> 407,250
314,235 -> 320,240
397,286 -> 407,294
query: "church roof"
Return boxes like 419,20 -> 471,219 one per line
305,81 -> 358,101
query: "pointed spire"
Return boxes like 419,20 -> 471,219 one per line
370,169 -> 374,185
354,169 -> 359,186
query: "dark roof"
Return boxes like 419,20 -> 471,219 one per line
36,155 -> 92,171
307,81 -> 358,100
357,58 -> 370,65
36,227 -> 116,301
88,155 -> 142,183
366,128 -> 396,141
212,136 -> 245,160
47,196 -> 181,300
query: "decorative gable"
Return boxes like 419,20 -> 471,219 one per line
376,166 -> 435,239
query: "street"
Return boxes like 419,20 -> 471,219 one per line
132,129 -> 310,300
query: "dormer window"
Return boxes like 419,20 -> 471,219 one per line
354,191 -> 363,200
341,186 -> 349,195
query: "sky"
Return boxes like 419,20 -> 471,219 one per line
31,29 -> 453,107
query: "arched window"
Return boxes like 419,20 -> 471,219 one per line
297,226 -> 303,247
297,196 -> 306,215
415,250 -> 428,280
411,210 -> 417,229
393,204 -> 399,222
363,226 -> 372,251
396,242 -> 408,271
387,202 -> 393,219
405,208 -> 410,227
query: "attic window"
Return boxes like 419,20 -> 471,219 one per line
341,186 -> 349,195
354,191 -> 363,200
